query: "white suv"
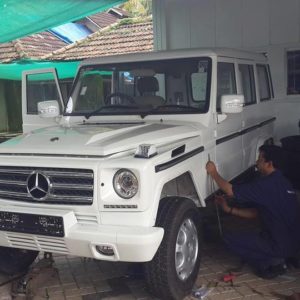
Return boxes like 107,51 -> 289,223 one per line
0,48 -> 275,299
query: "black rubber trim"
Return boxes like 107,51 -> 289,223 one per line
240,124 -> 260,135
259,117 -> 276,127
216,117 -> 276,145
216,132 -> 240,145
155,146 -> 204,173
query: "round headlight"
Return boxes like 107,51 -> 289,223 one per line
113,169 -> 138,199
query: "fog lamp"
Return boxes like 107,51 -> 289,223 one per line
96,245 -> 115,256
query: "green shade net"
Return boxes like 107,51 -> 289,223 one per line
0,60 -> 81,80
0,0 -> 125,43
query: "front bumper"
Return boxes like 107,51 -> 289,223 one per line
0,207 -> 164,262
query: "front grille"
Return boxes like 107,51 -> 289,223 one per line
75,213 -> 98,225
3,232 -> 69,254
0,166 -> 94,205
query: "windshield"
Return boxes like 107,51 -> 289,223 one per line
65,57 -> 211,118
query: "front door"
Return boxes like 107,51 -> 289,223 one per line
22,69 -> 65,133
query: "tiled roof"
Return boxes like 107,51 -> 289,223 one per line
0,31 -> 67,63
0,41 -> 18,63
88,12 -> 120,28
43,21 -> 153,61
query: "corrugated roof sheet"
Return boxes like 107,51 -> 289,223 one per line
43,21 -> 153,61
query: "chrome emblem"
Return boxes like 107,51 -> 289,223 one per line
27,172 -> 50,200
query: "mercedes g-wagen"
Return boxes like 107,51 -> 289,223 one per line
0,48 -> 275,299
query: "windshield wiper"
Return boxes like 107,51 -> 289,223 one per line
140,104 -> 201,119
85,105 -> 138,119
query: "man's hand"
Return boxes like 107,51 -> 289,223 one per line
214,195 -> 231,213
206,160 -> 234,197
206,161 -> 217,176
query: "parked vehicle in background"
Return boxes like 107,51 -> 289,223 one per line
0,48 -> 275,299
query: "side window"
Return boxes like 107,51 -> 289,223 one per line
257,64 -> 271,101
238,64 -> 256,105
26,73 -> 62,114
287,50 -> 300,94
217,62 -> 237,111
191,60 -> 210,111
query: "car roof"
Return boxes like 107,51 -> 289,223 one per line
81,47 -> 267,67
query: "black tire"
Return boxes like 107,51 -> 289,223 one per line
144,197 -> 202,300
0,247 -> 39,275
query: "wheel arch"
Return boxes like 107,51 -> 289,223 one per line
159,171 -> 202,207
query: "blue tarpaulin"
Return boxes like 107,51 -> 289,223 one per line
50,23 -> 92,44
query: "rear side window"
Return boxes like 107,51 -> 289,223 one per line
217,62 -> 237,111
257,64 -> 271,101
287,50 -> 300,94
239,64 -> 256,105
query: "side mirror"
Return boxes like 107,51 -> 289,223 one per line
38,100 -> 60,118
221,95 -> 244,114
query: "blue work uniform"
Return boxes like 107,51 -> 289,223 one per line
224,170 -> 300,269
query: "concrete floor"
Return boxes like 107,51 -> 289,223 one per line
0,210 -> 299,300
1,188 -> 300,299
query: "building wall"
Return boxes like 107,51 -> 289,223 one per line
153,0 -> 300,141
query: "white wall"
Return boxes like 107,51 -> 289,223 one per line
153,0 -> 300,141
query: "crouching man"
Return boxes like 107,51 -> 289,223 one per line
206,145 -> 300,279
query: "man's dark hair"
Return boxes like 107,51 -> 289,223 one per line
259,145 -> 284,170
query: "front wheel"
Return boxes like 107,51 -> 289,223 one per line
144,198 -> 202,300
0,247 -> 39,275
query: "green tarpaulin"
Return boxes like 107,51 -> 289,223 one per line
0,60 -> 81,80
0,0 -> 125,43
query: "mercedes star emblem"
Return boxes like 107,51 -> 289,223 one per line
27,172 -> 50,200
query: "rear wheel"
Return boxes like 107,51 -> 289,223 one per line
144,198 -> 202,300
0,247 -> 39,275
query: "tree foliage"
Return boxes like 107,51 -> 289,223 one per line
121,0 -> 152,17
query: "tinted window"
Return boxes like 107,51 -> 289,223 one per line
217,62 -> 237,111
239,64 -> 256,105
257,64 -> 271,101
287,50 -> 300,94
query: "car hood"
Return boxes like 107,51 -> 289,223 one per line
0,122 -> 201,157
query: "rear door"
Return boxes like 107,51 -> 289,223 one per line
22,69 -> 65,133
236,61 -> 259,170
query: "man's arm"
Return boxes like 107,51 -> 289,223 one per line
215,195 -> 258,219
206,161 -> 234,197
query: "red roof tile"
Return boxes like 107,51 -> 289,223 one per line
44,20 -> 153,61
0,31 -> 67,63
